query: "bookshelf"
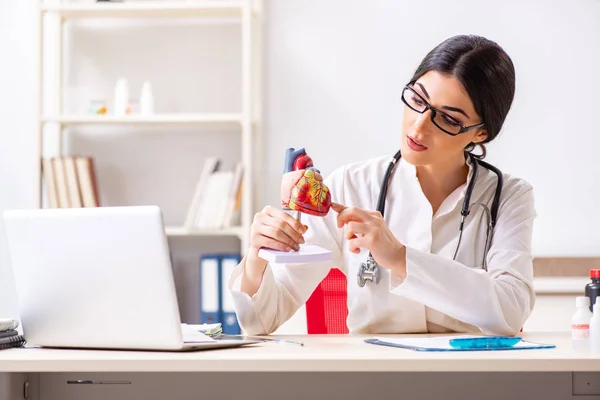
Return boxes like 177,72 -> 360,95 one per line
36,0 -> 263,252
40,1 -> 252,18
41,113 -> 245,126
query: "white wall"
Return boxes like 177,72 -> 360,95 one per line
2,0 -> 600,324
262,0 -> 600,257
0,0 -> 38,323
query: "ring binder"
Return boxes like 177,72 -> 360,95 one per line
0,334 -> 26,350
0,330 -> 19,339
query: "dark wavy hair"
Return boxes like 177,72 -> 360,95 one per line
409,35 -> 516,159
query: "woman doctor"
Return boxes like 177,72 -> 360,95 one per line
228,34 -> 536,336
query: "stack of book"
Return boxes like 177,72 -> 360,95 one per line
183,157 -> 244,230
42,156 -> 100,208
0,319 -> 25,350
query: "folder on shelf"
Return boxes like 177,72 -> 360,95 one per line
199,254 -> 221,324
220,254 -> 241,335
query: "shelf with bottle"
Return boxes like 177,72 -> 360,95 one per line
47,78 -> 246,127
41,113 -> 244,126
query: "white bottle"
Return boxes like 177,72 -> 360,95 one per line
114,78 -> 129,116
140,81 -> 154,115
572,296 -> 593,351
591,299 -> 600,353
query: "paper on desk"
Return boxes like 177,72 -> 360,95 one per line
258,245 -> 332,264
365,335 -> 556,352
181,323 -> 214,343
183,322 -> 222,337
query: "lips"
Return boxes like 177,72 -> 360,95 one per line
407,136 -> 428,152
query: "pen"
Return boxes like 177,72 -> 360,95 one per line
216,334 -> 305,346
271,338 -> 304,347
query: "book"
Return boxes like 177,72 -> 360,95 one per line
184,157 -> 220,228
42,156 -> 100,208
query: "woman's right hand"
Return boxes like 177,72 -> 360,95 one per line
249,205 -> 307,257
242,206 -> 308,295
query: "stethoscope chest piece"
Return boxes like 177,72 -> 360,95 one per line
357,254 -> 381,287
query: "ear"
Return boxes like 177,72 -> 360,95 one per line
471,128 -> 488,144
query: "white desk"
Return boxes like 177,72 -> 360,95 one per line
1,332 -> 599,400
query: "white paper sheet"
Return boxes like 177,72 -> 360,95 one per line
181,323 -> 214,343
258,244 -> 332,264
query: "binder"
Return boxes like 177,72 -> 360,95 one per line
0,335 -> 25,350
220,254 -> 241,334
199,254 -> 221,324
0,330 -> 18,339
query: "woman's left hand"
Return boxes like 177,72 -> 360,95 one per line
331,202 -> 407,278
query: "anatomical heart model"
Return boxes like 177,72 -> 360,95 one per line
257,147 -> 333,264
280,148 -> 332,218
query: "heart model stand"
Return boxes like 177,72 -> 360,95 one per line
258,147 -> 334,264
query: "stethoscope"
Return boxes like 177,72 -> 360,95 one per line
357,150 -> 504,287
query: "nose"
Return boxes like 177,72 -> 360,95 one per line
414,108 -> 434,133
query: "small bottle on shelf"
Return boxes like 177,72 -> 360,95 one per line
113,77 -> 129,117
140,81 -> 154,116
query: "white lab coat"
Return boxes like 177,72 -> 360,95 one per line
228,154 -> 536,336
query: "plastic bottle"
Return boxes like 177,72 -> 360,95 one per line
585,269 -> 600,313
114,78 -> 129,116
140,81 -> 154,115
590,299 -> 600,353
572,296 -> 593,351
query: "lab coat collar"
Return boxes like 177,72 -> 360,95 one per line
398,152 -> 475,179
397,152 -> 491,220
397,151 -> 476,185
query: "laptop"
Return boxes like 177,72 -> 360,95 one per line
2,205 -> 260,351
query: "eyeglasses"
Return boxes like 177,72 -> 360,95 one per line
401,85 -> 485,136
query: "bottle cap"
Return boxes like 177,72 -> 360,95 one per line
590,269 -> 600,279
576,296 -> 590,307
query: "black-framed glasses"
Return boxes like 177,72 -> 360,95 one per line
401,85 -> 485,136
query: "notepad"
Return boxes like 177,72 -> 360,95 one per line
365,335 -> 556,352
258,245 -> 332,264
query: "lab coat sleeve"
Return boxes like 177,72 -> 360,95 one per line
390,183 -> 536,336
227,167 -> 347,335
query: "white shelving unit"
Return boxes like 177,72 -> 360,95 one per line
36,0 -> 263,251
41,113 -> 245,126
